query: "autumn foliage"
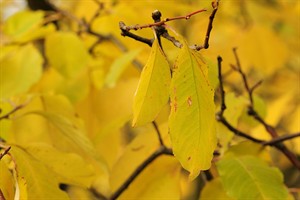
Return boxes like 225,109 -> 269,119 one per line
0,0 -> 299,200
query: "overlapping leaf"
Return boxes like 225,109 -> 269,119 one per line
169,39 -> 216,180
45,32 -> 89,78
8,146 -> 69,199
217,155 -> 288,200
0,44 -> 43,99
132,39 -> 171,126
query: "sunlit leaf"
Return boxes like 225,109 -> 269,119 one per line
45,32 -> 89,78
0,44 -> 43,99
31,111 -> 95,155
110,130 -> 160,191
200,178 -> 234,200
132,39 -> 171,127
113,155 -> 180,200
105,49 -> 142,88
2,10 -> 44,41
217,155 -> 288,200
169,38 -> 216,180
0,156 -> 15,200
9,146 -> 69,199
25,143 -> 95,187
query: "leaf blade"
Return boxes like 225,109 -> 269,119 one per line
169,39 -> 216,180
217,155 -> 288,200
132,40 -> 171,126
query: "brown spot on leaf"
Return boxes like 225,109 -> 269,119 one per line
188,156 -> 191,161
187,96 -> 192,107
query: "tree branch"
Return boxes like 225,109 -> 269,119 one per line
228,49 -> 300,170
192,0 -> 220,51
0,104 -> 24,121
263,132 -> 300,146
216,56 -> 265,144
120,9 -> 206,31
0,146 -> 11,160
109,146 -> 173,200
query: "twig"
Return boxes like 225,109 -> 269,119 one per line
119,22 -> 153,47
0,105 -> 24,120
152,121 -> 165,146
109,146 -> 173,200
0,146 -> 11,160
230,49 -> 300,170
193,0 -> 220,50
217,56 -> 226,116
263,132 -> 300,146
121,9 -> 207,31
216,56 -> 265,143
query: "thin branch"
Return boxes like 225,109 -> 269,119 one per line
119,22 -> 153,47
193,0 -> 220,50
216,56 -> 265,143
217,56 -> 226,116
152,121 -> 164,146
263,132 -> 300,146
121,9 -> 207,31
109,146 -> 173,200
0,105 -> 24,120
0,146 -> 11,160
230,49 -> 300,170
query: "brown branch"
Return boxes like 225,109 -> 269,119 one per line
263,132 -> 300,146
193,0 -> 220,51
119,21 -> 154,47
121,9 -> 207,31
0,105 -> 24,121
152,121 -> 164,146
109,146 -> 173,200
216,56 -> 265,144
231,49 -> 300,170
0,146 -> 11,160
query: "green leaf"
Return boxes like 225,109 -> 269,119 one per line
105,49 -> 142,88
200,178 -> 235,200
132,39 -> 171,126
25,143 -> 95,187
217,155 -> 288,200
9,146 -> 69,199
45,32 -> 89,78
0,44 -> 43,99
169,39 -> 216,180
3,10 -> 44,41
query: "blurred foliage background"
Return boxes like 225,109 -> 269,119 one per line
0,0 -> 299,199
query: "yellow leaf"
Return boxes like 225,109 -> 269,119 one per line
200,178 -> 235,200
9,146 -> 69,199
45,32 -> 89,78
0,157 -> 15,200
105,49 -> 142,88
132,39 -> 171,126
169,39 -> 216,180
3,10 -> 44,41
0,44 -> 43,99
25,143 -> 95,187
238,26 -> 289,75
